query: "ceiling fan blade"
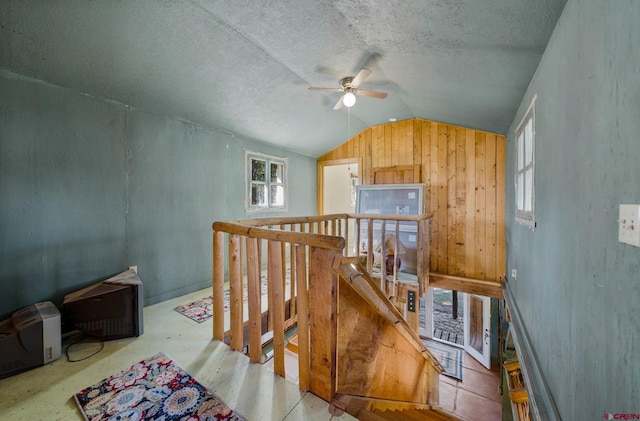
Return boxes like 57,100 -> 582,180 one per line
356,89 -> 388,99
350,68 -> 372,88
333,95 -> 345,110
308,87 -> 342,92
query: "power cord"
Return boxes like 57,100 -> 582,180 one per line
64,332 -> 105,362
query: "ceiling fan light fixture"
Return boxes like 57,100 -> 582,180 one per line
343,91 -> 356,107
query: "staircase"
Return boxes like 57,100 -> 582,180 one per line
212,213 -> 447,417
332,393 -> 462,420
358,408 -> 461,420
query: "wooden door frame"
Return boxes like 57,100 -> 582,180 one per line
317,158 -> 362,215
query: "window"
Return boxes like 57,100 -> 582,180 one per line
515,96 -> 536,227
246,151 -> 287,211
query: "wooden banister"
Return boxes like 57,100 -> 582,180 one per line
212,212 -> 435,405
213,221 -> 345,250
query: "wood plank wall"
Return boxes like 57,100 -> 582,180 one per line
318,118 -> 506,283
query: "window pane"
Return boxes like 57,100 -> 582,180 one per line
270,163 -> 283,183
251,183 -> 267,206
517,173 -> 524,211
524,169 -> 533,212
270,185 -> 284,206
517,133 -> 524,170
525,119 -> 533,164
251,159 -> 266,182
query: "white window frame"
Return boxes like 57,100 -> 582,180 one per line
515,96 -> 536,228
245,150 -> 288,212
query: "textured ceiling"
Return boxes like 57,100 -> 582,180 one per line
0,0 -> 567,157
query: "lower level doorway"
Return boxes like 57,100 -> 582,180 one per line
421,287 -> 492,369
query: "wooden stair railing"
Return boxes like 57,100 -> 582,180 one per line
212,218 -> 345,394
211,213 -> 436,406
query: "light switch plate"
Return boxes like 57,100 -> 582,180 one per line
619,204 -> 640,247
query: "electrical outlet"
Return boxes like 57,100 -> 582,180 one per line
619,204 -> 640,247
511,269 -> 517,280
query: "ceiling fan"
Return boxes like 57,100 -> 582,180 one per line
308,68 -> 388,110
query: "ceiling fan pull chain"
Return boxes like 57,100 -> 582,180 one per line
347,106 -> 351,140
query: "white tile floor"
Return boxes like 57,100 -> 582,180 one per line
0,287 -> 356,421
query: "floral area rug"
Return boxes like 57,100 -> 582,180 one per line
74,352 -> 245,421
174,274 -> 283,323
422,338 -> 463,380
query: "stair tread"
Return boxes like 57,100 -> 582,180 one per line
368,407 -> 462,421
286,333 -> 298,353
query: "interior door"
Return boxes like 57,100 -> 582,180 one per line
322,163 -> 357,215
464,293 -> 491,369
321,162 -> 358,252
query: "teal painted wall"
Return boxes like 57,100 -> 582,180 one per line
505,1 -> 639,418
0,71 -> 317,318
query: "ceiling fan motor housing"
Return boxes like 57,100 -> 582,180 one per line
340,76 -> 354,90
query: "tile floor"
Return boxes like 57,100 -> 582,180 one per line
0,287 -> 356,421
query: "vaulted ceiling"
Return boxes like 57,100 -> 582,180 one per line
0,1 -> 567,157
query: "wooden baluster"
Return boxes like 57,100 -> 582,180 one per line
263,237 -> 273,332
280,224 -> 287,304
246,237 -> 262,363
295,244 -> 310,391
213,230 -> 225,341
342,217 -> 349,256
367,218 -> 374,274
229,234 -> 243,351
418,218 -> 430,297
289,229 -> 296,319
380,219 -> 387,292
268,240 -> 286,378
355,218 -> 361,259
394,220 -> 400,296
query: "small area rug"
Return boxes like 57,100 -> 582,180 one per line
74,352 -> 245,421
422,338 -> 463,380
174,275 -> 272,322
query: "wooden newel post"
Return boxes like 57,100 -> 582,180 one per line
308,247 -> 338,402
213,230 -> 225,341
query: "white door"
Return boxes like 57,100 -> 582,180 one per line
322,163 -> 358,253
463,293 -> 491,369
322,163 -> 357,214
